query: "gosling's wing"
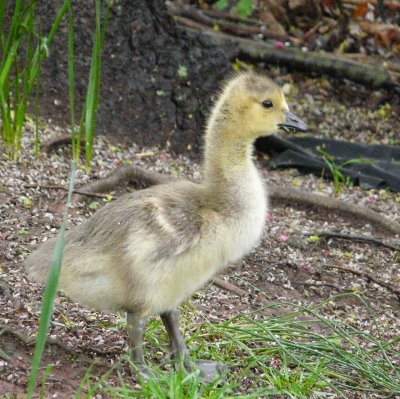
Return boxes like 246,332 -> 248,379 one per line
64,182 -> 204,262
25,182 -> 206,280
127,184 -> 204,263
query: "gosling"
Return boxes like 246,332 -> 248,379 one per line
25,72 -> 307,379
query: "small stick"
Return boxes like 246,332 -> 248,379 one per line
303,231 -> 399,251
211,277 -> 248,297
168,1 -> 290,42
211,277 -> 269,304
291,281 -> 341,290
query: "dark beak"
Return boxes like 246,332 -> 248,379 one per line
278,111 -> 308,132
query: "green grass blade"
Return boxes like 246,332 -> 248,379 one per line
67,0 -> 77,162
2,0 -> 24,56
84,0 -> 103,164
28,0 -> 69,86
26,162 -> 77,398
13,1 -> 36,159
0,0 -> 7,55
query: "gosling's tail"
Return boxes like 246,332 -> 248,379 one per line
24,236 -> 59,282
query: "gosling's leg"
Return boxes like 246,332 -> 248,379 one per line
160,310 -> 227,382
127,312 -> 150,377
160,310 -> 190,364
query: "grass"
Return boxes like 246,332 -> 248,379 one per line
26,162 -> 77,399
70,294 -> 399,398
317,146 -> 375,193
67,0 -> 108,165
0,0 -> 106,165
0,0 -> 69,160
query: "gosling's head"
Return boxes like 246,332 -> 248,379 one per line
210,72 -> 307,139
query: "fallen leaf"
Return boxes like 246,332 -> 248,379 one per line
352,2 -> 368,18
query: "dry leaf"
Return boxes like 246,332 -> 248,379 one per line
359,21 -> 400,48
352,2 -> 369,18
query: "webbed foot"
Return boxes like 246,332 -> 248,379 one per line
195,359 -> 228,383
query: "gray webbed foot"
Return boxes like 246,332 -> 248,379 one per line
196,359 -> 228,383
160,310 -> 227,382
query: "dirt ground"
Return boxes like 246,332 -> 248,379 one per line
0,75 -> 400,398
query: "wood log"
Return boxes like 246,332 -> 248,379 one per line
180,27 -> 399,91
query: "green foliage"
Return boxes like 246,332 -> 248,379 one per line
89,200 -> 100,209
77,293 -> 399,398
0,0 -> 69,160
317,146 -> 375,193
213,0 -> 253,18
214,0 -> 229,11
26,162 -> 77,398
235,0 -> 253,18
0,0 -> 107,165
67,0 -> 108,165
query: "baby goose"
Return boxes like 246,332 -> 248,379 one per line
25,72 -> 307,379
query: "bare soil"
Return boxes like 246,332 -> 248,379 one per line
1,76 -> 400,398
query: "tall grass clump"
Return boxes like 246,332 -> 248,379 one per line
0,0 -> 69,160
26,162 -> 77,398
67,0 -> 108,165
0,0 -> 107,164
82,294 -> 399,398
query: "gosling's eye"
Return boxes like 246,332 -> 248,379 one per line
262,100 -> 273,109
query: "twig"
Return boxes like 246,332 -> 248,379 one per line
167,1 -> 290,42
201,8 -> 264,26
325,264 -> 400,299
211,277 -> 268,304
302,231 -> 399,251
291,281 -> 341,290
211,277 -> 248,297
302,20 -> 330,42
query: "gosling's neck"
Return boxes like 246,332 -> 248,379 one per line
203,127 -> 256,187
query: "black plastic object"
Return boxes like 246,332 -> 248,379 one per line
256,135 -> 400,192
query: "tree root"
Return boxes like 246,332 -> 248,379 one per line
0,326 -> 120,358
40,135 -> 86,154
20,183 -> 109,199
302,230 -> 399,251
72,164 -> 400,235
269,185 -> 400,234
72,165 -> 175,204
